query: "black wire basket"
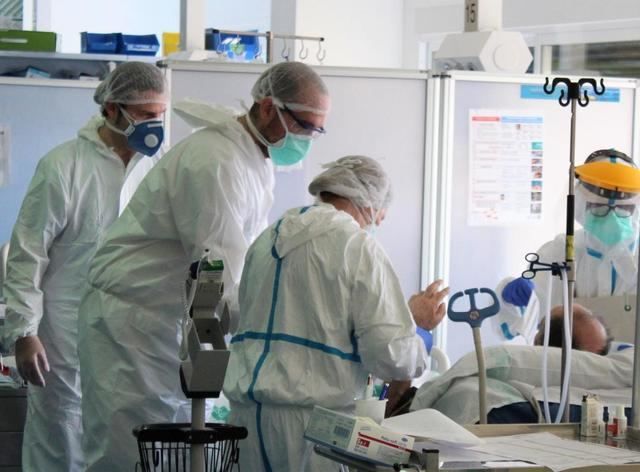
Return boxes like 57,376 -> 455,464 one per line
133,423 -> 248,472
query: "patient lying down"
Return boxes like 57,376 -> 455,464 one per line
385,304 -> 632,423
533,304 -> 611,355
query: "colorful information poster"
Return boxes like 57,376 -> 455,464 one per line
468,110 -> 544,226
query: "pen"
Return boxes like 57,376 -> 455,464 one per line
364,374 -> 374,399
379,382 -> 390,400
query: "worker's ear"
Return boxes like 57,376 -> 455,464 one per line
103,102 -> 119,122
257,97 -> 278,122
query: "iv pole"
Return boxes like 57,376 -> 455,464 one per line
629,234 -> 640,439
543,77 -> 605,422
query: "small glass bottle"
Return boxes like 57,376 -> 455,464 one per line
613,405 -> 627,439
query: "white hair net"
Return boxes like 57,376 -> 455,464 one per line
251,61 -> 329,115
93,61 -> 167,107
308,156 -> 392,213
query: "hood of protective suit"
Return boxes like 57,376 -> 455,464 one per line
173,99 -> 241,129
274,203 -> 360,257
77,115 -> 111,152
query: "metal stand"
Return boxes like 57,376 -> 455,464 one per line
542,77 -> 605,422
191,399 -> 206,472
627,226 -> 640,439
133,423 -> 247,472
180,261 -> 231,472
448,288 -> 500,424
134,259 -> 245,472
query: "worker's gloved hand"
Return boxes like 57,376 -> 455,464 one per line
501,277 -> 534,308
409,279 -> 450,331
385,380 -> 413,417
15,335 -> 50,387
416,327 -> 433,353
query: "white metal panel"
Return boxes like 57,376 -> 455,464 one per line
0,82 -> 98,243
436,71 -> 639,363
167,63 -> 430,297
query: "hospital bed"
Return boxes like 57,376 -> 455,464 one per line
312,345 -> 638,470
410,345 -> 633,425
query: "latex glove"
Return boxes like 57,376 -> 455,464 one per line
408,279 -> 449,331
416,327 -> 433,353
15,335 -> 50,387
502,277 -> 535,307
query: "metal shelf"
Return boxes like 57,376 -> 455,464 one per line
0,51 -> 164,82
0,50 -> 162,63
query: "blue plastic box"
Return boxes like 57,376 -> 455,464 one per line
117,34 -> 159,56
205,28 -> 259,60
81,32 -> 119,54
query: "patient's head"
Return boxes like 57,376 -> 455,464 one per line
534,304 -> 611,355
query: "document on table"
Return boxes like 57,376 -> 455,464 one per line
468,432 -> 640,471
382,409 -> 484,447
413,440 -> 525,464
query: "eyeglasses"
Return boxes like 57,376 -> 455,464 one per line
281,105 -> 326,138
586,202 -> 636,218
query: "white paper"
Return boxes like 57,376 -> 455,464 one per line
414,439 -> 510,463
0,124 -> 9,188
381,408 -> 484,447
470,432 -> 640,471
468,110 -> 544,226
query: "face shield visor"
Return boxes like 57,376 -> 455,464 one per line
575,150 -> 640,247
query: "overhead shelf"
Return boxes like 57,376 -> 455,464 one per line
0,50 -> 162,62
0,51 -> 164,81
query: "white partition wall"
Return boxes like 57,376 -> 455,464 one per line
167,62 -> 431,297
0,79 -> 98,243
428,71 -> 640,363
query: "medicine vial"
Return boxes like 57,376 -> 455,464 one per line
613,405 -> 627,439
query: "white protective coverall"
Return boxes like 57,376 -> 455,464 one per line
224,203 -> 428,472
495,181 -> 640,343
77,104 -> 274,472
2,115 -> 158,472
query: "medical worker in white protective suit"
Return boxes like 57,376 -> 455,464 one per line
224,156 -> 449,471
76,61 -> 330,472
495,149 -> 640,343
2,61 -> 167,471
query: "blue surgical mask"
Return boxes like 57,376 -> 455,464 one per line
107,106 -> 164,156
267,108 -> 312,166
584,212 -> 634,246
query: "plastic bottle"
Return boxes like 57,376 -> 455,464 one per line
580,394 -> 600,437
0,364 -> 24,388
613,405 -> 627,439
602,406 -> 610,438
606,405 -> 617,437
596,403 -> 605,438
